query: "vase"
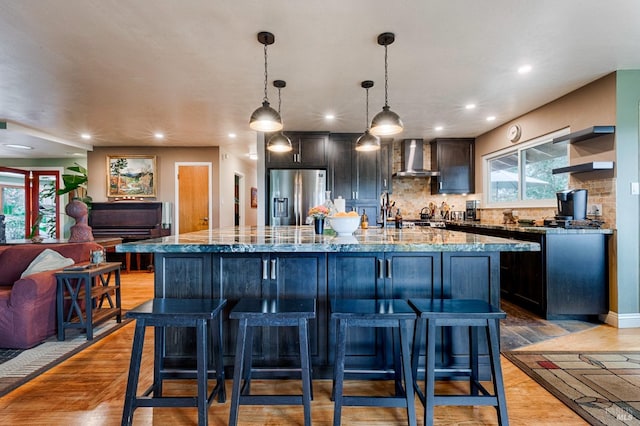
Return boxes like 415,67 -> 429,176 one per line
314,218 -> 324,235
65,199 -> 94,243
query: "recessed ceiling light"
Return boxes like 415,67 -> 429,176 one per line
80,133 -> 91,140
325,114 -> 335,120
518,64 -> 532,74
4,144 -> 33,150
228,133 -> 237,138
465,104 -> 476,110
434,126 -> 444,131
154,132 -> 165,140
486,116 -> 496,121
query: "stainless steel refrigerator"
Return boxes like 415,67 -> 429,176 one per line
269,169 -> 326,226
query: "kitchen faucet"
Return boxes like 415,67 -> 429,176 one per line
380,191 -> 389,227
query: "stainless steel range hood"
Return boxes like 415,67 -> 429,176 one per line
393,139 -> 440,177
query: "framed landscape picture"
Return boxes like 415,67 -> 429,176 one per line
107,155 -> 157,198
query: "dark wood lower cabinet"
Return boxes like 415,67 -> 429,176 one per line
446,224 -> 609,319
154,250 -> 501,378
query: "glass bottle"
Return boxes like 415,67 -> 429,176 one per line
395,208 -> 403,229
361,209 -> 369,229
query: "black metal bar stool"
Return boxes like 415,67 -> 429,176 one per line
331,299 -> 417,426
409,298 -> 508,426
228,298 -> 316,426
121,298 -> 226,426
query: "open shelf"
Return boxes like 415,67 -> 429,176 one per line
552,126 -> 615,144
552,161 -> 614,174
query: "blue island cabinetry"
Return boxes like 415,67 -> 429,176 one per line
126,226 -> 534,378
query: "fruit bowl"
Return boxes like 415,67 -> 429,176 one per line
328,215 -> 361,236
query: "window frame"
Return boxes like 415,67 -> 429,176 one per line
482,128 -> 570,209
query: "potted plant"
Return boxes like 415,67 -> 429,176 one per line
56,163 -> 92,205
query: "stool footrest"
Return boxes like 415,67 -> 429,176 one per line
341,395 -> 411,408
433,395 -> 499,406
238,394 -> 304,405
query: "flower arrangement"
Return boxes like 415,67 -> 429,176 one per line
308,205 -> 329,219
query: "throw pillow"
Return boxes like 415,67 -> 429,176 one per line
20,249 -> 75,278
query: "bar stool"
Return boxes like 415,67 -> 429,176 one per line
409,298 -> 508,426
228,298 -> 316,426
121,298 -> 226,426
331,299 -> 417,426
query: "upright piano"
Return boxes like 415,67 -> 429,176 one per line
89,202 -> 170,271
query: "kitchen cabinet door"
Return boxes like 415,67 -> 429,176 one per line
329,133 -> 380,212
328,253 -> 385,368
212,253 -> 269,362
380,138 -> 393,193
269,253 -> 327,366
266,132 -> 328,167
430,138 -> 475,194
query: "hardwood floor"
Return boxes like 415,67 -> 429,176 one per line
0,271 -> 637,425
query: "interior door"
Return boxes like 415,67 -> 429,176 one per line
177,163 -> 211,234
0,167 -> 60,239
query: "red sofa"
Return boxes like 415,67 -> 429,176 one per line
0,242 -> 103,349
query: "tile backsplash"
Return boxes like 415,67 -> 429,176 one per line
387,140 -> 616,228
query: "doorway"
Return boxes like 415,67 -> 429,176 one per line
234,173 -> 246,226
175,163 -> 212,234
0,167 -> 61,239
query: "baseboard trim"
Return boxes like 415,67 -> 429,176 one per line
600,311 -> 640,328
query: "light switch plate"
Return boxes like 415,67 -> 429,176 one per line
632,182 -> 640,195
588,204 -> 602,216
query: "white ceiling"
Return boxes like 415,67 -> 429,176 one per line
1,0 -> 639,160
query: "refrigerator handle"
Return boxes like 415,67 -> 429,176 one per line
270,259 -> 277,280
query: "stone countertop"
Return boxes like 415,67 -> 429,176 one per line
116,226 -> 540,254
445,221 -> 614,235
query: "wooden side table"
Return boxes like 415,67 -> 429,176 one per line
55,262 -> 122,340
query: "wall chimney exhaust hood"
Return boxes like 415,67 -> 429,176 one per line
393,139 -> 440,177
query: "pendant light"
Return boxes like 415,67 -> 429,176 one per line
267,80 -> 292,152
249,32 -> 283,132
370,32 -> 404,136
355,80 -> 381,152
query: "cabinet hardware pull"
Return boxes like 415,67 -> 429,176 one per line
439,181 -> 443,190
355,191 -> 358,200
386,259 -> 392,278
378,259 -> 384,279
262,259 -> 268,280
383,178 -> 387,188
270,259 -> 277,280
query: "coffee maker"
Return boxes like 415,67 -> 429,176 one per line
465,200 -> 480,221
555,189 -> 587,220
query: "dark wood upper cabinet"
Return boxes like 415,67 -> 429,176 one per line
265,132 -> 329,168
430,138 -> 475,194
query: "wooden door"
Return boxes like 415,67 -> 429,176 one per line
177,164 -> 210,234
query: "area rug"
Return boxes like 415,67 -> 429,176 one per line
503,351 -> 640,425
0,318 -> 130,397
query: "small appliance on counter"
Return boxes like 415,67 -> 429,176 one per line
466,200 -> 480,221
544,189 -> 603,228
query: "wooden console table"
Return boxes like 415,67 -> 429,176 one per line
55,262 -> 122,340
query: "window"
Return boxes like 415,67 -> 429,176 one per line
484,130 -> 570,207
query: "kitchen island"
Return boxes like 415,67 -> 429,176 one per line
446,221 -> 613,319
117,226 -> 539,378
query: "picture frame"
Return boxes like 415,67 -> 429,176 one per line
251,187 -> 258,208
107,155 -> 157,198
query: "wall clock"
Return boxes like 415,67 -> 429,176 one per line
508,124 -> 521,143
